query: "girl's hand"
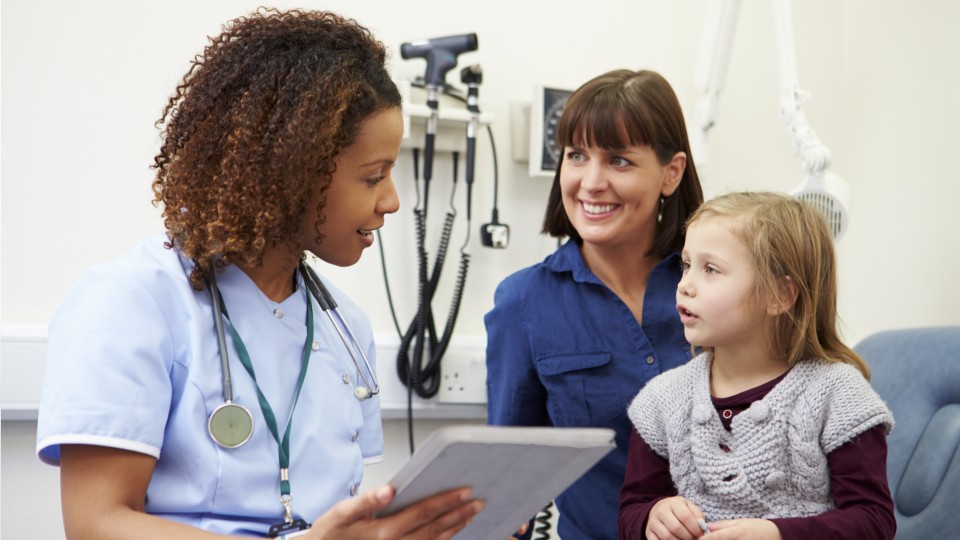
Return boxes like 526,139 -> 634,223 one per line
646,496 -> 708,539
308,484 -> 484,540
703,519 -> 782,540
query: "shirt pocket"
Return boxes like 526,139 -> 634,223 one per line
535,352 -> 624,426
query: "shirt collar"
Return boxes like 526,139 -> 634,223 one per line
546,240 -> 682,285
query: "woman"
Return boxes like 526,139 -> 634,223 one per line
484,69 -> 704,539
37,9 -> 482,539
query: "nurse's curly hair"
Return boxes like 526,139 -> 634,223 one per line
152,8 -> 400,290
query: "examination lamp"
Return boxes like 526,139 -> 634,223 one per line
693,0 -> 850,239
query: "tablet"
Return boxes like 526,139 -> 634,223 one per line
377,425 -> 616,540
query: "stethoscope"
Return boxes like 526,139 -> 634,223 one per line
206,261 -> 380,449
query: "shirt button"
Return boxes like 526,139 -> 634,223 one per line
312,339 -> 320,351
351,431 -> 360,442
273,309 -> 283,319
349,484 -> 359,496
646,356 -> 655,364
722,409 -> 733,419
342,374 -> 351,384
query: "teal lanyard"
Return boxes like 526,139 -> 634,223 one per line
218,292 -> 314,523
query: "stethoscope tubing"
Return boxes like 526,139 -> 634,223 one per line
208,270 -> 234,403
206,262 -> 380,449
300,262 -> 380,398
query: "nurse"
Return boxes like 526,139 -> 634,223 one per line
36,8 -> 483,539
484,69 -> 704,539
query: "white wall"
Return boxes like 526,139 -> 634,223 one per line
3,1 -> 959,538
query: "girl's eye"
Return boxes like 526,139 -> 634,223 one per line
565,150 -> 584,162
366,175 -> 386,186
680,260 -> 691,273
704,265 -> 719,275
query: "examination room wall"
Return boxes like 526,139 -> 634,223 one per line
2,1 -> 958,538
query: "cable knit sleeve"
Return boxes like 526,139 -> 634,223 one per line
627,371 -> 670,458
818,363 -> 894,454
627,355 -> 705,459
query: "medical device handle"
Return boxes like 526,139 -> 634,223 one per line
462,64 -> 482,222
420,85 -> 439,217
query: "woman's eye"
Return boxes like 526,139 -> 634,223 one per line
610,156 -> 630,167
366,175 -> 386,186
565,150 -> 584,162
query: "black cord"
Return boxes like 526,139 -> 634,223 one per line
486,124 -> 500,220
377,229 -> 403,340
533,502 -> 555,539
381,81 -> 494,452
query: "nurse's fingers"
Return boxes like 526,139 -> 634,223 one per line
342,484 -> 396,518
310,485 -> 482,540
389,488 -> 484,540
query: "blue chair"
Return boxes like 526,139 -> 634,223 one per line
855,326 -> 960,539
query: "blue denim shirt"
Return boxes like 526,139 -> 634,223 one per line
485,240 -> 692,540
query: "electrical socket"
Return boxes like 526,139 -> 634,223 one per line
438,350 -> 487,404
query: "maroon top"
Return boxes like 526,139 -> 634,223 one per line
618,371 -> 895,540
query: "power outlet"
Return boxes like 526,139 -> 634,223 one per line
438,350 -> 487,404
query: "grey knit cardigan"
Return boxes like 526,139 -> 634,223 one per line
627,354 -> 894,521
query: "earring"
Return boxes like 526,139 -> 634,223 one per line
657,197 -> 665,223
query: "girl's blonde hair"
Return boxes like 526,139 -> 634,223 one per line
687,191 -> 869,378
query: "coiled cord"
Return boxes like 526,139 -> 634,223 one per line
397,150 -> 470,401
533,502 -> 555,540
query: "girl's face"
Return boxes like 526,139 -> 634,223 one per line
676,218 -> 767,352
300,107 -> 402,266
559,142 -> 683,251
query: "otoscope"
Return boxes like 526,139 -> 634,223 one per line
461,64 -> 482,223
400,33 -> 478,217
396,34 -> 478,402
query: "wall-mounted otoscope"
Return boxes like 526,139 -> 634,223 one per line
461,64 -> 482,223
400,33 -> 478,215
396,34 -> 479,405
401,33 -> 479,88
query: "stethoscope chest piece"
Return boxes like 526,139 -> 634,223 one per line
208,401 -> 254,448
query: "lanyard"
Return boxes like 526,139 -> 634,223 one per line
218,292 -> 314,527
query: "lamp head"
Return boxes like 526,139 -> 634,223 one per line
791,170 -> 850,240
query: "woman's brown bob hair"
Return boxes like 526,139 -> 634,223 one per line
151,8 -> 401,289
542,69 -> 703,257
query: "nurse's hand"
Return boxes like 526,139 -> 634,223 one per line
308,484 -> 484,540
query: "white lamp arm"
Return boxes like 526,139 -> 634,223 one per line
774,0 -> 831,176
692,0 -> 741,177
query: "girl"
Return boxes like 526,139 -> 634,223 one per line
619,192 -> 895,540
